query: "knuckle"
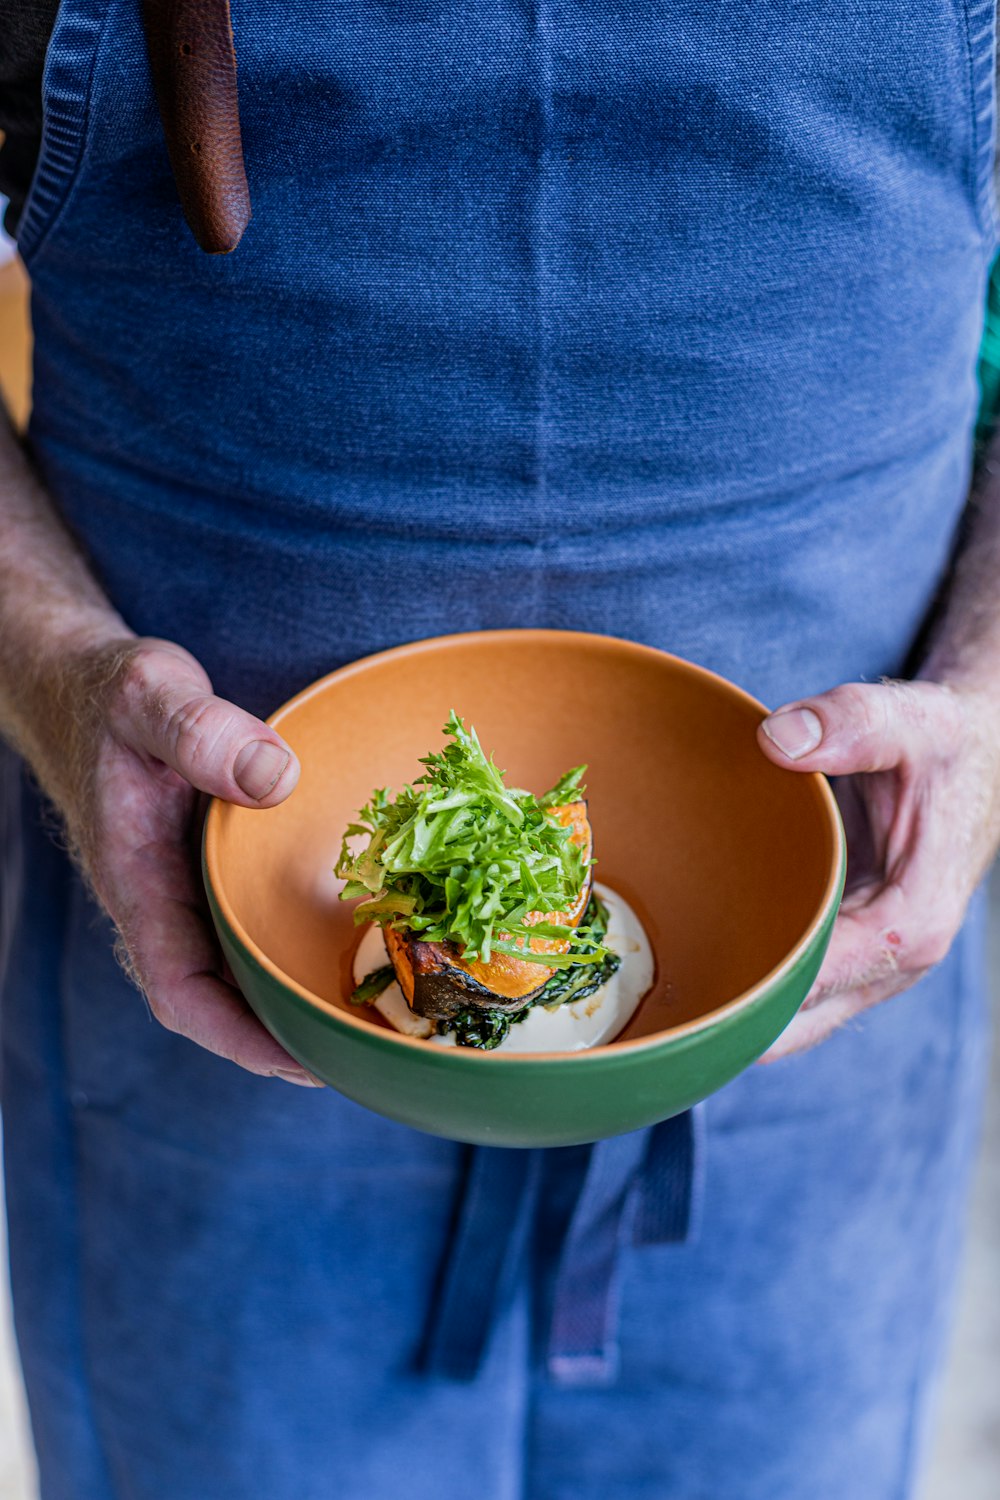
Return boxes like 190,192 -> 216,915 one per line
827,682 -> 880,738
108,645 -> 177,744
879,678 -> 964,762
148,998 -> 183,1037
141,979 -> 183,1035
115,644 -> 163,713
904,679 -> 961,749
936,686 -> 970,753
109,643 -> 217,749
164,695 -> 229,774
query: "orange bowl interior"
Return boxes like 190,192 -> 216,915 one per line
206,631 -> 840,1043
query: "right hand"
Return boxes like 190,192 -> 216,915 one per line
25,634 -> 320,1085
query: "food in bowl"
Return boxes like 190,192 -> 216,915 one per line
337,712 -> 655,1051
203,629 -> 846,1145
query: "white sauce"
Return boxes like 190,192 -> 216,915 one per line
350,881 -> 653,1053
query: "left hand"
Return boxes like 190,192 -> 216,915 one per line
755,678 -> 1000,1060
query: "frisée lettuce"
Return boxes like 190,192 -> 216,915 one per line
335,711 -> 611,968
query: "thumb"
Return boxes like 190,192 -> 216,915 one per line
111,641 -> 300,807
756,681 -> 943,777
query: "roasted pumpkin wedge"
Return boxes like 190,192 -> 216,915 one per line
384,801 -> 593,1024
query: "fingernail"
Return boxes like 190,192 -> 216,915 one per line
273,1067 -> 324,1088
762,707 -> 823,760
234,741 -> 289,800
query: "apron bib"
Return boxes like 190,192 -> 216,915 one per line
3,2 -> 995,1496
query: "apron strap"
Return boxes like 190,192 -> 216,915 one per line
142,0 -> 251,253
418,1146 -> 537,1380
633,1105 -> 706,1246
420,1110 -> 705,1384
545,1131 -> 648,1386
547,1109 -> 705,1386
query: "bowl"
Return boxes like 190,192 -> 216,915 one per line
203,630 -> 845,1147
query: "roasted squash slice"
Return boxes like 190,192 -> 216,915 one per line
384,801 -> 593,1024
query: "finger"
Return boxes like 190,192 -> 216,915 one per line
760,859 -> 966,1064
111,839 -> 321,1085
800,890 -> 908,1005
798,876 -> 958,1011
762,882 -> 916,1062
756,680 -> 960,777
830,776 -> 881,891
111,643 -> 299,808
759,978 -> 900,1062
817,777 -> 966,997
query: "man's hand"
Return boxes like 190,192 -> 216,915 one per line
0,405 -> 318,1083
0,405 -> 320,1086
34,634 -> 320,1085
756,678 -> 1000,1060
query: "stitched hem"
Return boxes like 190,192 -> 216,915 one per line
961,0 -> 999,252
16,0 -> 115,268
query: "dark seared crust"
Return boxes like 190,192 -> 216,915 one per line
404,938 -> 549,1023
385,860 -> 593,1024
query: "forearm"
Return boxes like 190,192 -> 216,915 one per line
919,432 -> 1000,701
0,401 -> 134,798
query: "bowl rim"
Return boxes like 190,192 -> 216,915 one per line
204,628 -> 847,1063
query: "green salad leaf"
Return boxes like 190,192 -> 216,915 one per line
336,711 -> 609,966
530,892 -> 621,1007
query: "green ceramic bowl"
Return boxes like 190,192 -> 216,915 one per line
203,630 -> 845,1147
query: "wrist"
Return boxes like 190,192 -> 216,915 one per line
1,599 -> 135,712
0,608 -> 137,791
27,609 -> 137,681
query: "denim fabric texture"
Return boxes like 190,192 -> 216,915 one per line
2,0 -> 997,1496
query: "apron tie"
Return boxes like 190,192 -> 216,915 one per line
547,1109 -> 706,1386
418,1146 -> 537,1380
632,1105 -> 706,1247
419,1110 -> 704,1384
545,1130 -> 648,1386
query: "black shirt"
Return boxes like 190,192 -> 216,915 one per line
0,0 -> 61,235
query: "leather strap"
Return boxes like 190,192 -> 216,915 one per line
141,0 -> 251,254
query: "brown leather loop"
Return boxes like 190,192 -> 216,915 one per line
141,0 -> 251,254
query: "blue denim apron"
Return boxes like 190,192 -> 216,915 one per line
2,1 -> 996,1496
